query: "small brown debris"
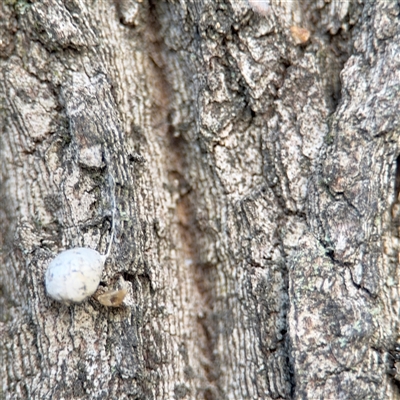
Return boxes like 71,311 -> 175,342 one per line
290,26 -> 311,45
94,275 -> 128,307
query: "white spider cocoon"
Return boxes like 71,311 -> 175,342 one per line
45,248 -> 106,303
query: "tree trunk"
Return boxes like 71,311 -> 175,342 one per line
1,0 -> 400,399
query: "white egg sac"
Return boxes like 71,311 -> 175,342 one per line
45,248 -> 106,303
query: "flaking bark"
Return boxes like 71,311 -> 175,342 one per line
1,1 -> 400,399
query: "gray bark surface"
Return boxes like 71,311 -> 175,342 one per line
1,0 -> 400,399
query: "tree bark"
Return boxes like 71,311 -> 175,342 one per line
1,0 -> 400,399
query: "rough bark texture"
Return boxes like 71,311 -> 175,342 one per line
1,0 -> 400,399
